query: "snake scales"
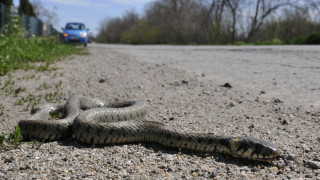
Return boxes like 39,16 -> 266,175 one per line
18,94 -> 281,162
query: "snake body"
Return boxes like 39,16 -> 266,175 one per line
18,95 -> 105,140
19,95 -> 281,162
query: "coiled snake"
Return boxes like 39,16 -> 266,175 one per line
18,94 -> 281,162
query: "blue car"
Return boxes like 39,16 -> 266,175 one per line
62,22 -> 89,46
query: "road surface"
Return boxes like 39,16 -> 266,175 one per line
93,44 -> 320,108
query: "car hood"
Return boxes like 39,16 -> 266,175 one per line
64,29 -> 86,35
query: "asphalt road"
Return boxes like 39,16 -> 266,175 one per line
93,44 -> 320,108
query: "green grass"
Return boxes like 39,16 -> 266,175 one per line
0,36 -> 88,75
254,38 -> 284,45
233,38 -> 284,46
0,126 -> 23,150
0,104 -> 3,116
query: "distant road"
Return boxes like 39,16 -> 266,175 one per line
92,44 -> 320,108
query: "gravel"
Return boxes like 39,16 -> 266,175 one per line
0,45 -> 320,179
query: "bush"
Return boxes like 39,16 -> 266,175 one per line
120,20 -> 163,44
255,38 -> 284,45
290,32 -> 320,44
233,41 -> 247,45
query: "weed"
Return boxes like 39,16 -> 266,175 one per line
36,82 -> 51,91
1,75 -> 26,96
1,75 -> 15,92
13,87 -> 26,96
55,80 -> 62,89
0,36 -> 87,75
13,126 -> 23,148
31,140 -> 43,150
44,91 -> 64,103
22,74 -> 36,80
16,93 -> 42,110
50,110 -> 64,119
0,104 -> 3,116
0,126 -> 23,151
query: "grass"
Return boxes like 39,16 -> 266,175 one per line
0,126 -> 23,151
233,38 -> 284,46
1,74 -> 26,96
0,103 -> 3,116
0,36 -> 88,75
0,17 -> 87,150
15,81 -> 65,110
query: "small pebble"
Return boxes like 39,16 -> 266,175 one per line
4,158 -> 12,163
203,91 -> 211,95
306,160 -> 320,169
181,80 -> 188,84
229,102 -> 236,107
287,154 -> 297,161
221,83 -> 232,88
282,120 -> 289,125
98,79 -> 106,83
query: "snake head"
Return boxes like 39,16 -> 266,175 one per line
230,137 -> 282,162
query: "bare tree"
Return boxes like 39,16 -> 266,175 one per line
278,6 -> 317,42
96,10 -> 139,43
306,0 -> 320,14
95,0 -> 320,44
145,0 -> 203,43
225,0 -> 243,43
245,0 -> 289,42
31,0 -> 59,27
196,0 -> 228,43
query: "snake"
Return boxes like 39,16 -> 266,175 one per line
18,94 -> 281,162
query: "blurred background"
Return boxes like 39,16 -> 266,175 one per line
1,0 -> 320,45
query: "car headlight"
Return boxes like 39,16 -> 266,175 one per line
81,32 -> 87,37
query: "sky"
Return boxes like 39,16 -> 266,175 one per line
13,0 -> 155,35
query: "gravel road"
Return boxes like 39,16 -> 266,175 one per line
103,44 -> 320,108
0,44 -> 319,179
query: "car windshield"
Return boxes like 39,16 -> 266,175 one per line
66,23 -> 86,30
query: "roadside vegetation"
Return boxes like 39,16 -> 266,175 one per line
0,2 -> 87,76
0,36 -> 87,75
0,126 -> 23,151
0,2 -> 87,150
94,0 -> 320,45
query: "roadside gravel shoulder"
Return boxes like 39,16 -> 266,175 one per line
0,46 -> 319,179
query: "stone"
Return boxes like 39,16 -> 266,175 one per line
306,160 -> 320,169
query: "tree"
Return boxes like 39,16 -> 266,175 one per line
210,0 -> 227,43
145,0 -> 203,43
18,0 -> 36,17
226,0 -> 243,43
95,0 -> 320,44
306,0 -> 320,14
96,10 -> 139,43
30,0 -> 59,26
245,0 -> 289,42
0,0 -> 13,6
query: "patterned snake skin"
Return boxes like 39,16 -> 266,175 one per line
19,95 -> 281,162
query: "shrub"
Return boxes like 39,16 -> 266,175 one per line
121,20 -> 163,44
255,38 -> 284,45
289,32 -> 320,44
